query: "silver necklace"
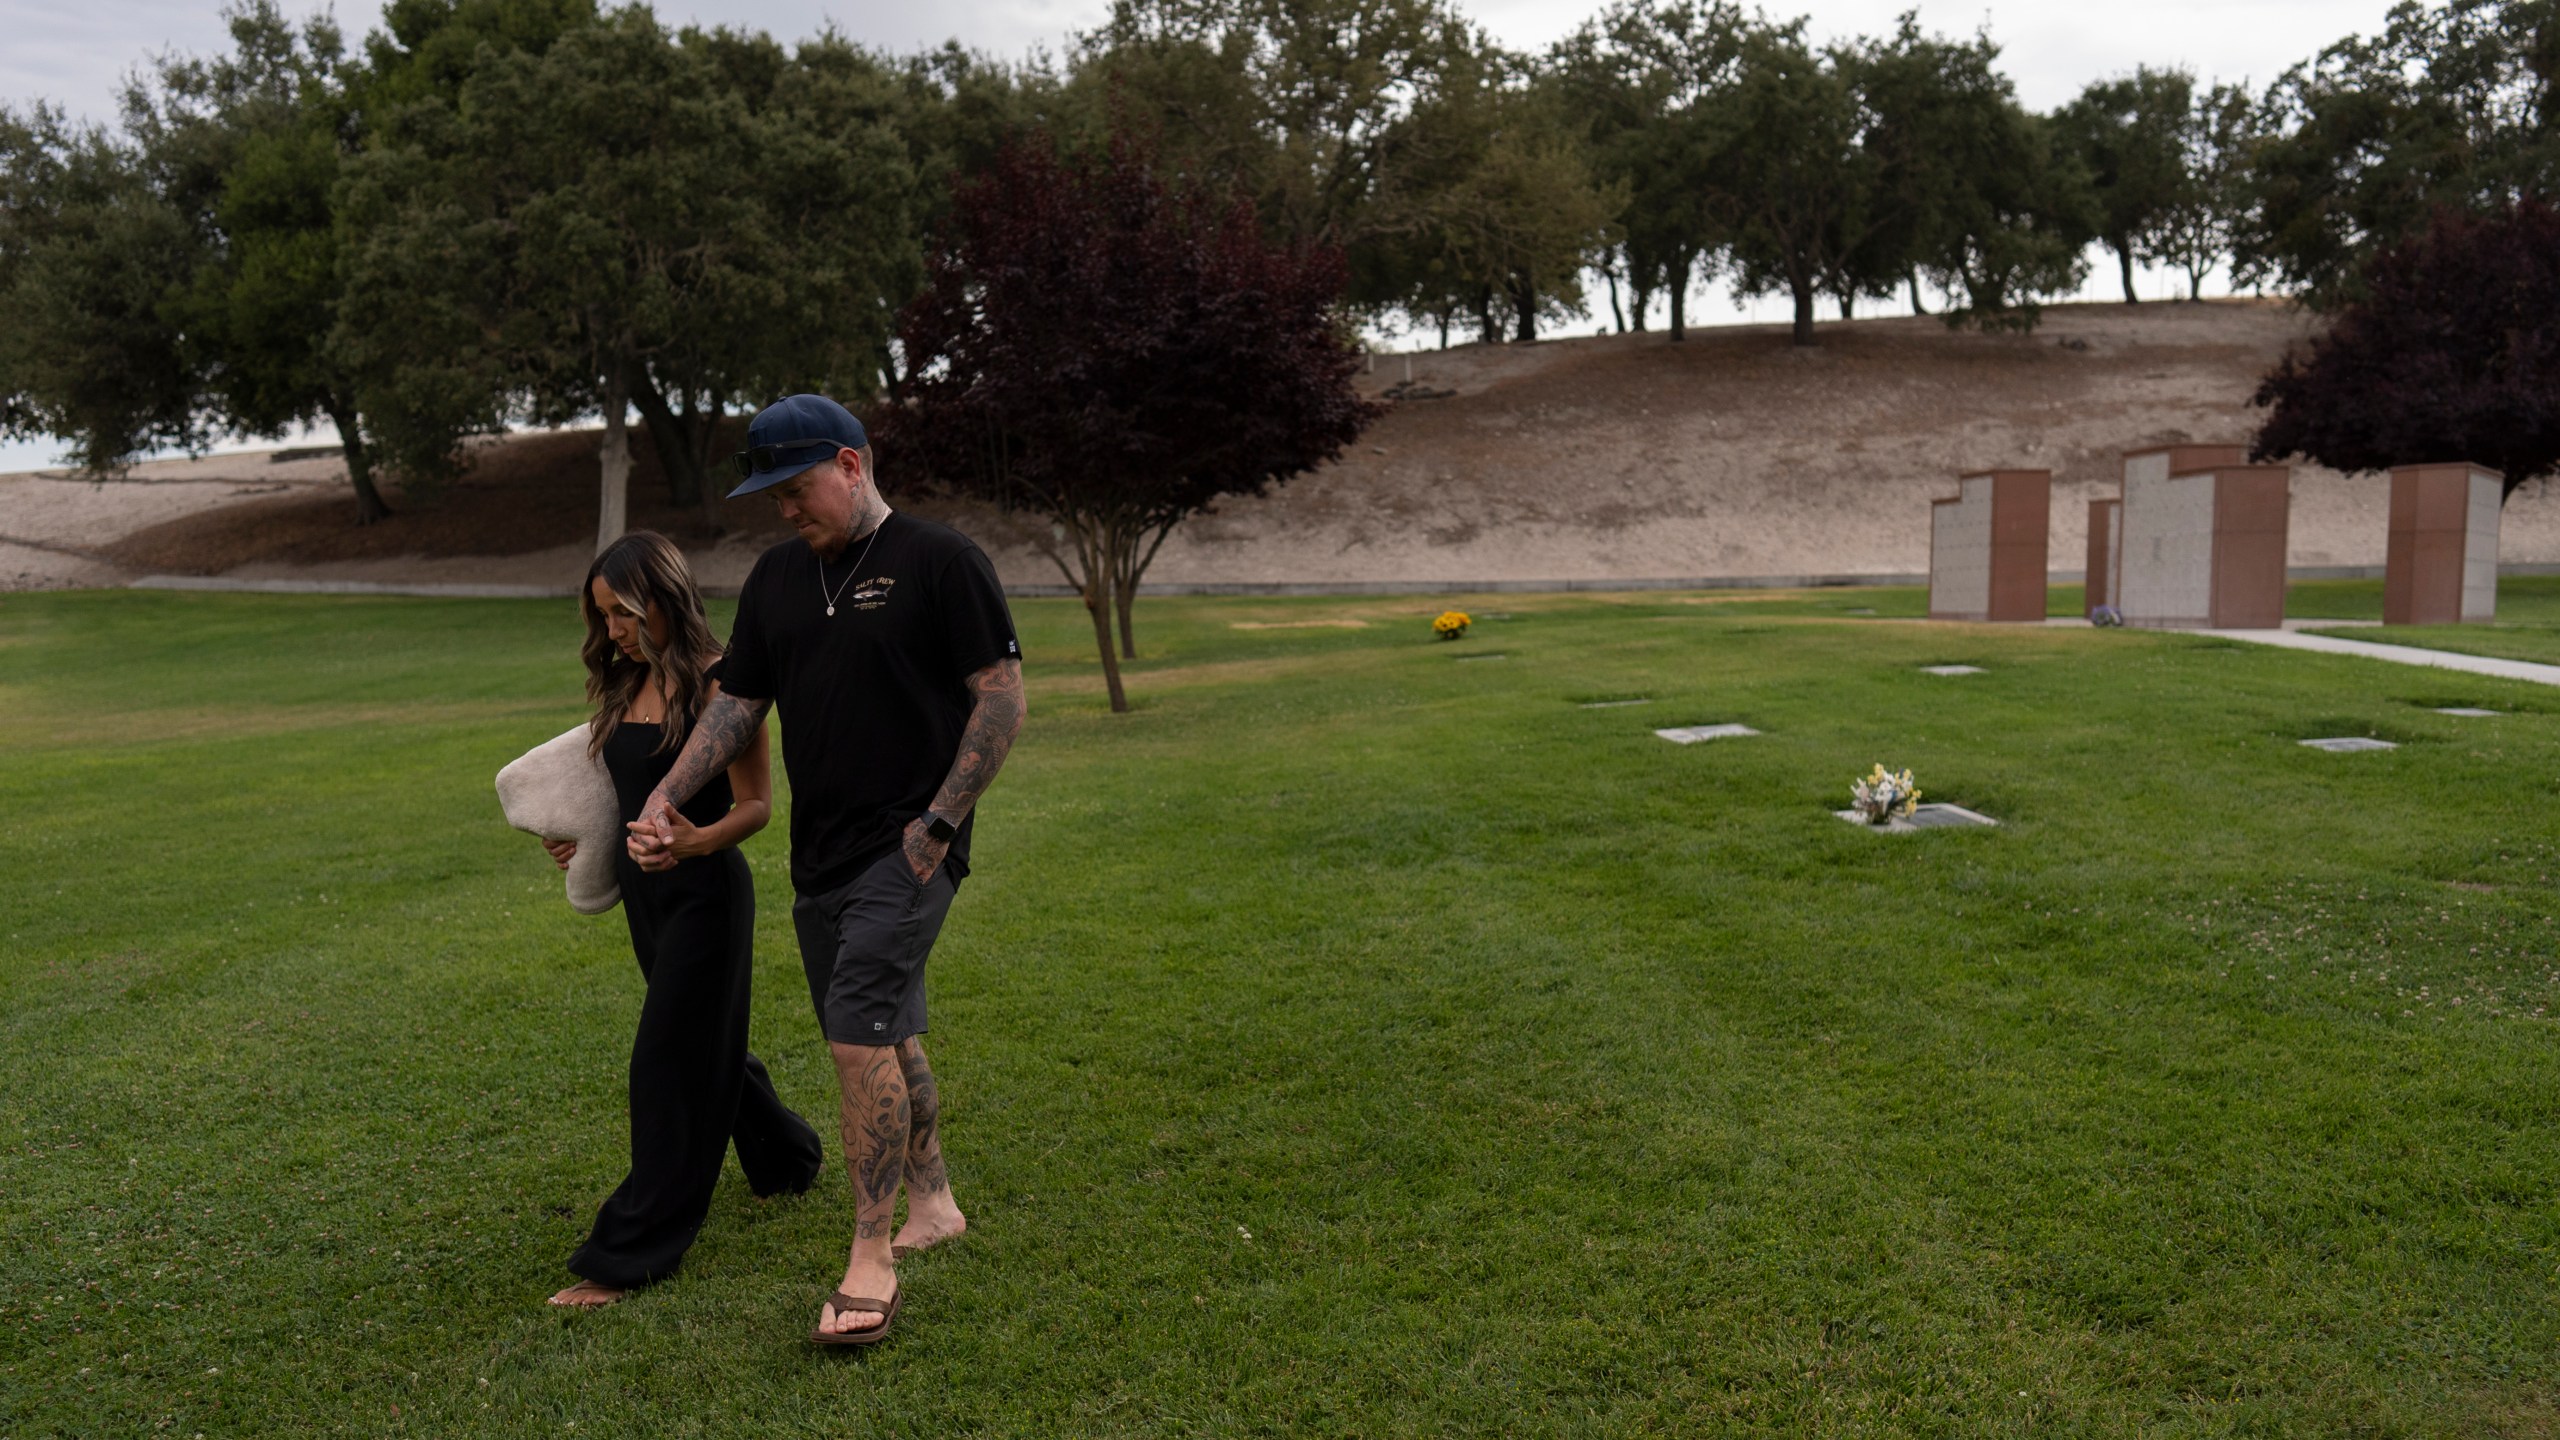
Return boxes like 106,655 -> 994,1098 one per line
819,514 -> 888,617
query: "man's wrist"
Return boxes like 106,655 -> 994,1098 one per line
921,811 -> 960,844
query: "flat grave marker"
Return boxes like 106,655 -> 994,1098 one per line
2300,736 -> 2398,753
1453,653 -> 1507,663
2436,707 -> 2499,717
1921,664 -> 1985,676
1655,723 -> 1760,745
1833,802 -> 2000,832
1580,698 -> 1652,708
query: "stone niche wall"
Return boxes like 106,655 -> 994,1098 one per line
2086,498 -> 2120,614
2386,463 -> 2504,624
2115,445 -> 2291,630
1929,469 -> 2049,622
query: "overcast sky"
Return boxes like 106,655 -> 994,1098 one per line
11,0 -> 2404,124
3,0 -> 2401,471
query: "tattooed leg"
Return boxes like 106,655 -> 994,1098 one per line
820,1042 -> 905,1335
891,1037 -> 966,1254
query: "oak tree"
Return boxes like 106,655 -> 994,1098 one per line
2055,66 -> 2192,304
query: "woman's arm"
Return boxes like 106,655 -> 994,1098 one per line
665,680 -> 771,859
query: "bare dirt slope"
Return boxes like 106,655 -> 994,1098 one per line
1135,298 -> 2558,587
8,299 -> 2553,594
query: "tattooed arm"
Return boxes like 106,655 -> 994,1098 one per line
901,658 -> 1025,881
628,689 -> 772,872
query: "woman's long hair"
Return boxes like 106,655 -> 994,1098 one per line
581,531 -> 720,758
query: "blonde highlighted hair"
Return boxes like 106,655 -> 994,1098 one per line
580,531 -> 720,757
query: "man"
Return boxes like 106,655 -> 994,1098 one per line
628,393 -> 1024,1346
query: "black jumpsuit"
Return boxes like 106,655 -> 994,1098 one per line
567,685 -> 825,1290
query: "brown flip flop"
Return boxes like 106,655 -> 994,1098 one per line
810,1286 -> 900,1347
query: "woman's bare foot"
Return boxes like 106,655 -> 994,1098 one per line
891,1197 -> 967,1257
547,1279 -> 627,1308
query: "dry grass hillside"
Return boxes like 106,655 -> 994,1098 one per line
12,298 -> 2559,594
1121,297 -> 2556,588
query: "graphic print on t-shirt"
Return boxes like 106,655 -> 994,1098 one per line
718,513 -> 1021,895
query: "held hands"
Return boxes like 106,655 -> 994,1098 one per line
627,792 -> 685,872
901,815 -> 950,885
541,837 -> 577,871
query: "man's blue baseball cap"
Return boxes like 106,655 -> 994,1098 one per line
726,394 -> 869,499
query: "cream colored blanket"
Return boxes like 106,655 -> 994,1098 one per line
495,724 -> 622,915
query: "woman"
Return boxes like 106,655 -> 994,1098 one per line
542,530 -> 824,1308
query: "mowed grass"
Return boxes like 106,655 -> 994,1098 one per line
2298,575 -> 2560,667
4,585 -> 2559,1438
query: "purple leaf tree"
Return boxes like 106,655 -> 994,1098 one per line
882,128 -> 1380,713
2253,198 -> 2560,499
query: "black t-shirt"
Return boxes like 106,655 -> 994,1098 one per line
720,514 -> 1020,895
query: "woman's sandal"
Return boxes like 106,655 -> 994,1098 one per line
809,1286 -> 900,1347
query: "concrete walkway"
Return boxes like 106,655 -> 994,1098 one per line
130,574 -> 566,600
2196,627 -> 2560,688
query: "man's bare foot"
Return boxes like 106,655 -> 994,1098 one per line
892,1197 -> 967,1257
547,1279 -> 627,1308
818,1249 -> 898,1336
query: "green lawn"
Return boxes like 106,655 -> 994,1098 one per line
4,586 -> 2557,1438
2295,576 -> 2560,667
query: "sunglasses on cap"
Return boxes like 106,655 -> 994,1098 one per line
729,439 -> 847,479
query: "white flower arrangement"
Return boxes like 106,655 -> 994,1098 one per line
1850,764 -> 1920,824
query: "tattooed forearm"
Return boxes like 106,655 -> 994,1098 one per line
658,691 -> 770,809
927,659 -> 1024,820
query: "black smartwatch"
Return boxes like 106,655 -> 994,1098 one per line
922,812 -> 959,843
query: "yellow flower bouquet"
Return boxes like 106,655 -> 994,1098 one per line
1850,764 -> 1920,824
1432,610 -> 1471,641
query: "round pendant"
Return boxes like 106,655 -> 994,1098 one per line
826,605 -> 836,617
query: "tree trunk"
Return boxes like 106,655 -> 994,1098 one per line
1907,269 -> 1928,315
322,394 -> 392,526
1437,308 -> 1449,350
1791,274 -> 1817,346
1109,526 -> 1138,659
1512,274 -> 1536,342
1048,516 -> 1130,712
1631,271 -> 1652,332
597,364 -> 631,554
1837,292 -> 1854,320
2117,244 -> 2138,304
1604,262 -> 1625,333
1111,520 -> 1176,660
2187,265 -> 2204,301
1667,252 -> 1692,342
1475,287 -> 1498,345
690,392 -> 725,528
1084,562 -> 1129,713
629,369 -> 702,507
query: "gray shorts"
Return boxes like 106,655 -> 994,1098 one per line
791,850 -> 956,1048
